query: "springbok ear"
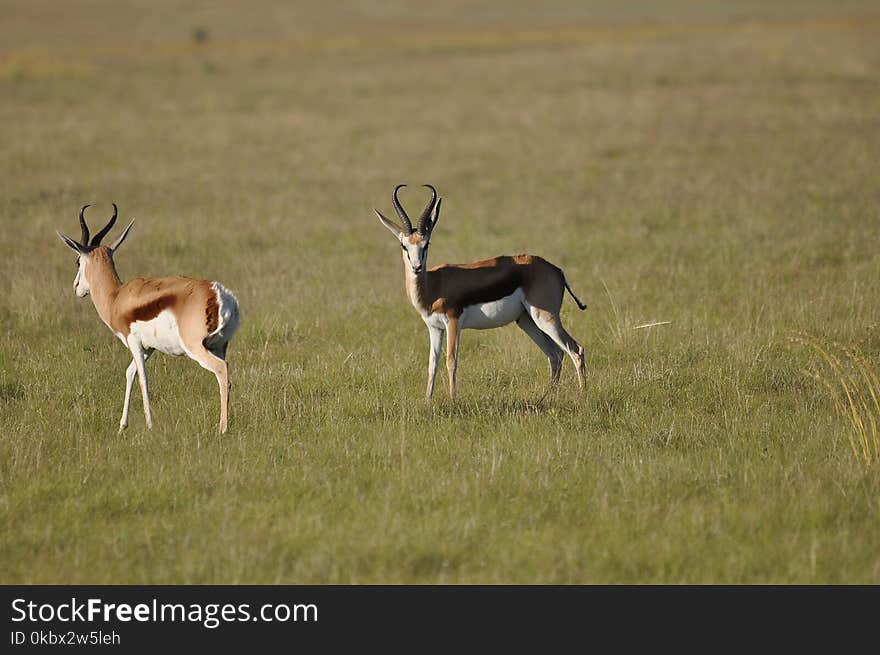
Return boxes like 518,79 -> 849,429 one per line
108,219 -> 135,252
56,231 -> 85,254
374,209 -> 404,237
430,197 -> 442,234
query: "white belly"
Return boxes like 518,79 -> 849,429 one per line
129,309 -> 186,356
460,289 -> 525,330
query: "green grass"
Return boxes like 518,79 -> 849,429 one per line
2,0 -> 880,583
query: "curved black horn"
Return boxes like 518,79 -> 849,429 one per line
90,203 -> 118,246
78,204 -> 91,245
392,184 -> 413,234
418,184 -> 438,235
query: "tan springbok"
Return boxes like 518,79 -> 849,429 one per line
57,204 -> 240,433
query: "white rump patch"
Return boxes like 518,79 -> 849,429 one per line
205,282 -> 241,349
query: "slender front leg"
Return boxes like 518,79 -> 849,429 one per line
128,338 -> 153,429
119,350 -> 153,433
118,359 -> 137,433
426,326 -> 445,401
446,316 -> 461,400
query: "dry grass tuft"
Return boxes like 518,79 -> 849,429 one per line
794,334 -> 880,467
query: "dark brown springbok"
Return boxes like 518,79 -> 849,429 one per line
374,184 -> 587,400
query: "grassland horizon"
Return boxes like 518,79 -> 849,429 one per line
2,0 -> 879,584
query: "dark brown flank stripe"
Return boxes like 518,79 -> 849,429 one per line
425,255 -> 533,317
125,295 -> 176,324
205,288 -> 219,334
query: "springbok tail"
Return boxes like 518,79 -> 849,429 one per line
563,274 -> 587,311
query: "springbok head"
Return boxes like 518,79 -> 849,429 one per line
56,204 -> 134,297
374,184 -> 442,274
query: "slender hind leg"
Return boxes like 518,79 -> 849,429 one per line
516,314 -> 564,385
527,305 -> 586,389
189,343 -> 230,433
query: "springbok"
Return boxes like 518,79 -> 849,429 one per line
56,204 -> 241,433
374,184 -> 587,400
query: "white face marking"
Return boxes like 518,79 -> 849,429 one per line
73,255 -> 90,297
129,309 -> 187,356
401,234 -> 429,274
460,288 -> 526,330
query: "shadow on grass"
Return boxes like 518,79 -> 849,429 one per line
428,388 -> 586,419
0,381 -> 24,402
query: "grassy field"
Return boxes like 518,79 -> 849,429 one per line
2,1 -> 880,583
